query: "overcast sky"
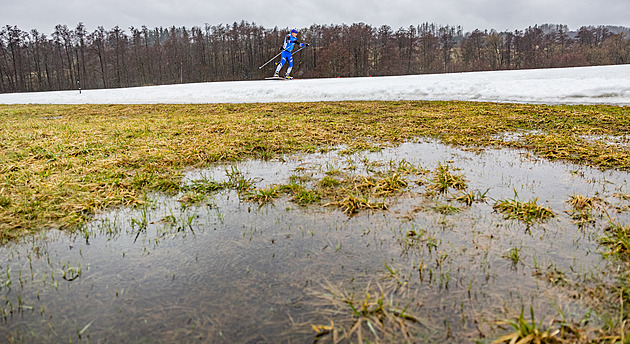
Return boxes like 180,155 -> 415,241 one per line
1,0 -> 629,34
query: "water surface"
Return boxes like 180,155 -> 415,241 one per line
1,140 -> 628,343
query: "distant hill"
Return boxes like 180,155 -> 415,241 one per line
603,25 -> 630,35
536,23 -> 630,38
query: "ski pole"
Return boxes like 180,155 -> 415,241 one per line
290,44 -> 309,56
258,51 -> 283,69
258,45 -> 310,69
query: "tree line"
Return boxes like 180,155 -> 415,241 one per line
0,21 -> 628,93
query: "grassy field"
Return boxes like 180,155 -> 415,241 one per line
1,100 -> 630,342
1,101 -> 629,242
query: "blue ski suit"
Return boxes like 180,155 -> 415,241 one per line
275,33 -> 305,77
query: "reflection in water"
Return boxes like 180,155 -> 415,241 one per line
1,140 -> 628,343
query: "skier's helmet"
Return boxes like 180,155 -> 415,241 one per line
291,28 -> 298,34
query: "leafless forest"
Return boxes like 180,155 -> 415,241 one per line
1,21 -> 628,93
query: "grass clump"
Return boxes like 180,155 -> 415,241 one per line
568,194 -> 605,211
493,307 -> 562,344
277,182 -> 321,206
493,196 -> 555,225
491,303 -> 623,344
183,177 -> 225,194
432,203 -> 461,215
247,185 -> 280,205
600,222 -> 630,257
427,163 -> 467,194
502,246 -> 522,266
319,176 -> 342,188
297,163 -> 414,215
326,195 -> 387,215
310,281 -> 422,343
177,192 -> 206,207
374,173 -> 408,196
224,166 -> 254,193
455,189 -> 489,206
387,159 -> 426,176
566,194 -> 606,228
319,172 -> 407,214
292,188 -> 322,205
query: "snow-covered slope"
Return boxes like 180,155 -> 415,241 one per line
1,65 -> 629,105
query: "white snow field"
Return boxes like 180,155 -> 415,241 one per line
0,64 -> 629,105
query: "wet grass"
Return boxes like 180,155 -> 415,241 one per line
568,194 -> 605,211
455,189 -> 489,206
316,169 -> 411,214
432,203 -> 461,215
309,281 -> 424,343
326,195 -> 387,214
567,194 -> 606,228
502,246 -> 523,266
240,158 -> 423,215
0,142 -> 629,342
287,185 -> 322,205
493,307 -> 567,344
601,222 -> 630,257
427,162 -> 467,194
1,101 -> 630,342
493,195 -> 556,225
247,185 -> 281,205
1,101 -> 629,242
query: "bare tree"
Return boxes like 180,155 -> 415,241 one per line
0,21 -> 628,93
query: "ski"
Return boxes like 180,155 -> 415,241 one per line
265,76 -> 294,80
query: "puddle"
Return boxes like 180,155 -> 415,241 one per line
579,134 -> 630,149
494,130 -> 630,150
492,129 -> 545,143
1,140 -> 629,342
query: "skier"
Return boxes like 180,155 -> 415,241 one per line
273,28 -> 308,79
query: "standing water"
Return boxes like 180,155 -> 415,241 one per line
1,140 -> 628,343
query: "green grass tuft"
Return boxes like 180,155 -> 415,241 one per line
493,196 -> 555,225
